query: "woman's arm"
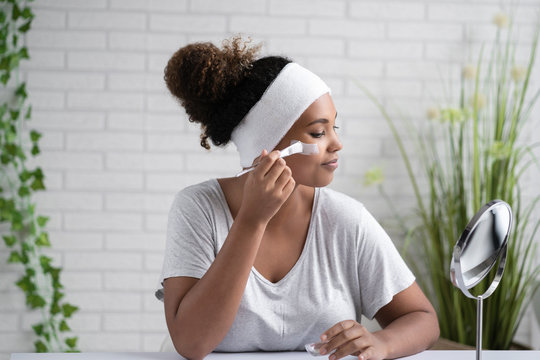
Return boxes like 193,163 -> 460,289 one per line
163,215 -> 266,359
318,282 -> 439,360
163,151 -> 295,360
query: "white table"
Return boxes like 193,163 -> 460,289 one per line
10,351 -> 540,359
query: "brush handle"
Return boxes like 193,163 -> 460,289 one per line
235,148 -> 299,177
234,142 -> 313,177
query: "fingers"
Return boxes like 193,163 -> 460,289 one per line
319,321 -> 378,360
321,320 -> 356,342
333,339 -> 372,360
249,149 -> 268,168
275,163 -> 293,188
252,150 -> 281,177
319,321 -> 363,356
252,150 -> 293,193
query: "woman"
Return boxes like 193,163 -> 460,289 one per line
158,37 -> 439,360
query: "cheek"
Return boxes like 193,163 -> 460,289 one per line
286,154 -> 323,181
287,154 -> 317,170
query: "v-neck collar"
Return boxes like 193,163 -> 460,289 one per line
213,179 -> 320,287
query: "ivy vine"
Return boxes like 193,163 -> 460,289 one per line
1,0 -> 79,353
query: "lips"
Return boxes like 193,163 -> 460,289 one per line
322,158 -> 338,167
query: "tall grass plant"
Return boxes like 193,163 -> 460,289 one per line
360,12 -> 540,349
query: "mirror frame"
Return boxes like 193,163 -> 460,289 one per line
450,199 -> 512,299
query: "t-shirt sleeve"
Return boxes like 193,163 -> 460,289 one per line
160,189 -> 216,284
357,206 -> 415,320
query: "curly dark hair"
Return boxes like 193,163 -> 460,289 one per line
164,37 -> 291,149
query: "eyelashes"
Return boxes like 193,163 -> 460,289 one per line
310,126 -> 339,138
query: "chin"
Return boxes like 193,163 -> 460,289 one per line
295,174 -> 334,188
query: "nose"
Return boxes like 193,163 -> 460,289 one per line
329,131 -> 343,153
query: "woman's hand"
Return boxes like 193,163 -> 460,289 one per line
238,149 -> 295,224
318,320 -> 387,360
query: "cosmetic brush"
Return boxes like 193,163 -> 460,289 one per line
235,141 -> 318,177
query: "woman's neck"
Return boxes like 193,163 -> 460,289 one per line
267,184 -> 314,227
217,176 -> 315,226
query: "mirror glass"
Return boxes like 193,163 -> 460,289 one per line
459,202 -> 511,288
451,200 -> 512,293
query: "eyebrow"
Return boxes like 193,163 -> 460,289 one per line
306,112 -> 338,127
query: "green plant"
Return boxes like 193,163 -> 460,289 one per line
1,0 -> 79,353
360,12 -> 540,349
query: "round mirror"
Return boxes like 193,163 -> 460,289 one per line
450,200 -> 512,360
450,200 -> 512,299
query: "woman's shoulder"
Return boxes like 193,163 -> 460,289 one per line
318,187 -> 365,211
172,179 -> 223,209
317,187 -> 367,222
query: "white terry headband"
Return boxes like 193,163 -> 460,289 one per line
231,62 -> 331,168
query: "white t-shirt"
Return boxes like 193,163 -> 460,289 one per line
159,179 -> 415,352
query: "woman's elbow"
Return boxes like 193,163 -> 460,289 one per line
427,310 -> 440,348
171,335 -> 213,360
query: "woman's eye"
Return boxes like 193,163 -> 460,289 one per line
333,126 -> 339,132
310,131 -> 325,138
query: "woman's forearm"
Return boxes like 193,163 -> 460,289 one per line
374,310 -> 440,359
168,214 -> 267,359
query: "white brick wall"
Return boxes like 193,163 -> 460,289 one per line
1,0 -> 539,358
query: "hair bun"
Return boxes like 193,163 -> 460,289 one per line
164,37 -> 260,123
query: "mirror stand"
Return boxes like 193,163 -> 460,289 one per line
450,200 -> 512,360
476,295 -> 483,360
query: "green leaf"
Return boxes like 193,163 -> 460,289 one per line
36,232 -> 50,247
39,255 -> 52,270
30,177 -> 45,190
62,303 -> 79,318
49,267 -> 61,282
8,250 -> 22,263
30,129 -> 41,142
32,324 -> 44,336
16,147 -> 27,161
25,268 -> 35,277
11,218 -> 23,231
31,144 -> 40,156
0,56 -> 9,70
59,320 -> 70,332
37,215 -> 49,227
18,185 -> 30,197
12,3 -> 21,21
2,235 -> 16,246
25,105 -> 32,119
53,289 -> 64,303
19,20 -> 31,32
22,7 -> 32,19
50,302 -> 61,315
0,72 -> 8,85
15,83 -> 27,98
34,340 -> 47,353
10,110 -> 19,120
6,143 -> 17,155
6,125 -> 16,141
27,294 -> 46,309
1,153 -> 10,164
19,169 -> 31,182
19,46 -> 29,59
22,242 -> 33,253
8,53 -> 19,70
0,103 -> 7,117
65,337 -> 78,349
33,167 -> 44,180
16,276 -> 35,293
0,11 -> 6,23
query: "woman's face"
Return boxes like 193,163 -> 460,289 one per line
274,93 -> 342,187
